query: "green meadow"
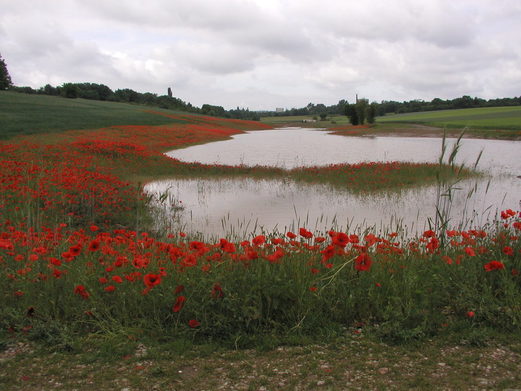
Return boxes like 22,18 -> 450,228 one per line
378,105 -> 521,130
0,91 -> 191,139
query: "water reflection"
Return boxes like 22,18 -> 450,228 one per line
146,130 -> 521,238
167,128 -> 521,175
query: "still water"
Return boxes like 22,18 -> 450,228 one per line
145,128 -> 521,238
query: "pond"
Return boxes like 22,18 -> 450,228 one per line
144,128 -> 521,238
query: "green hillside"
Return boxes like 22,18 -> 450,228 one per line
0,91 -> 190,139
377,106 -> 521,130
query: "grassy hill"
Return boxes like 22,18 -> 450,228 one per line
0,91 -> 193,139
377,106 -> 521,130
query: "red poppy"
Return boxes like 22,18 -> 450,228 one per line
104,285 -> 116,292
464,247 -> 476,257
143,273 -> 162,288
211,283 -> 224,298
299,228 -> 313,239
188,319 -> 200,328
354,253 -> 372,272
332,232 -> 349,248
174,285 -> 185,294
172,295 -> 186,312
74,285 -> 90,299
503,246 -> 514,256
286,231 -> 297,239
252,235 -> 266,246
484,260 -> 505,272
88,240 -> 100,252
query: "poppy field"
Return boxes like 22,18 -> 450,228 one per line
0,102 -> 520,347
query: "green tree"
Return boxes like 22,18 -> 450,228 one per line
0,53 -> 13,90
355,98 -> 368,125
61,83 -> 78,98
366,103 -> 377,124
346,104 -> 359,125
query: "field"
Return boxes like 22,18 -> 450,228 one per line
377,106 -> 521,130
262,106 -> 521,139
0,93 -> 520,389
0,91 -> 191,139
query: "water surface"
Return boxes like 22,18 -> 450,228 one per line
146,129 -> 521,238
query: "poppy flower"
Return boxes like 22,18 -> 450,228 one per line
252,235 -> 266,246
354,253 -> 372,272
188,319 -> 200,328
74,285 -> 90,299
299,228 -> 313,239
172,295 -> 186,312
484,260 -> 505,272
211,283 -> 224,298
464,247 -> 476,257
286,232 -> 297,239
143,273 -> 161,288
88,240 -> 100,252
332,232 -> 349,248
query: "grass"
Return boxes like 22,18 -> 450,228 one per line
376,106 -> 521,139
0,91 -> 193,139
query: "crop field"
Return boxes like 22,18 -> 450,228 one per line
0,91 -> 193,139
377,105 -> 521,130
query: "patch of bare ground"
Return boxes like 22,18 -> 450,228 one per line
1,336 -> 521,390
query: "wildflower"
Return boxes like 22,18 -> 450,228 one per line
143,273 -> 161,288
484,260 -> 505,272
188,319 -> 200,328
74,285 -> 90,299
503,246 -> 514,256
466,311 -> 475,318
354,253 -> 372,272
464,247 -> 476,257
211,283 -> 224,298
252,235 -> 266,246
299,228 -> 313,239
332,232 -> 349,248
88,240 -> 100,252
172,296 -> 186,312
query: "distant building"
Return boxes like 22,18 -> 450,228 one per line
275,107 -> 285,113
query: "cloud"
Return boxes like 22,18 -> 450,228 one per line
1,0 -> 520,109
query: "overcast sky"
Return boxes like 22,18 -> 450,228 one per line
1,0 -> 520,110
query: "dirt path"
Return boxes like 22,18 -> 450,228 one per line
2,337 -> 521,390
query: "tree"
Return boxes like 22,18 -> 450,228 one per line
0,53 -> 13,90
61,83 -> 78,98
366,103 -> 377,124
355,98 -> 368,125
346,104 -> 359,125
167,87 -> 172,98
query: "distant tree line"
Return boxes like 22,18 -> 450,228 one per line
7,82 -> 260,121
260,95 -> 521,121
1,51 -> 259,121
